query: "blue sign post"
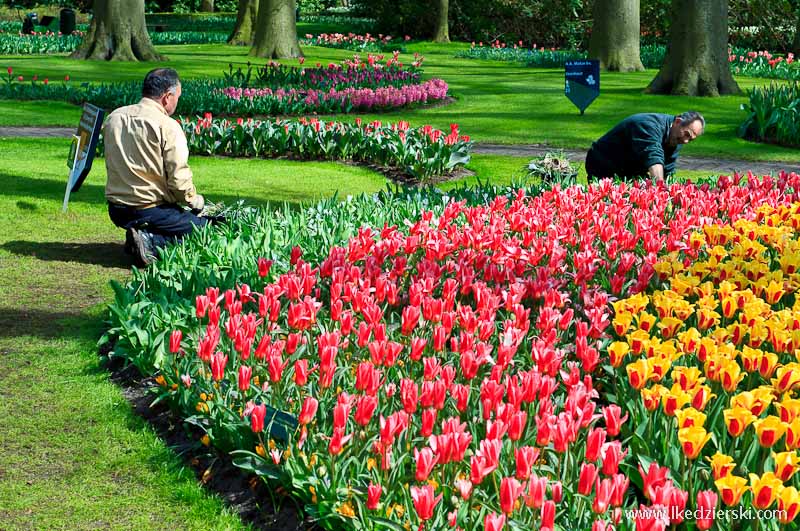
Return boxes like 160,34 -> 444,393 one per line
565,59 -> 600,115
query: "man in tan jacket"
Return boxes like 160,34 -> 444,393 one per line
104,68 -> 207,266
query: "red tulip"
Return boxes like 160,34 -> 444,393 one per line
600,441 -> 627,475
355,395 -> 377,426
294,359 -> 309,386
328,427 -> 352,455
251,403 -> 266,433
414,447 -> 438,481
210,352 -> 228,381
410,484 -> 441,522
593,478 -> 613,514
500,476 -> 523,514
299,396 -> 318,425
525,475 -> 547,509
541,500 -> 556,529
507,410 -> 527,441
421,408 -> 437,437
579,463 -> 599,496
696,490 -> 718,530
169,329 -> 182,353
484,512 -> 505,531
238,365 -> 252,391
366,482 -> 381,510
257,257 -> 272,277
514,445 -> 538,480
602,404 -> 628,437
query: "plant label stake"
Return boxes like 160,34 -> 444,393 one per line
564,59 -> 600,115
63,103 -> 104,212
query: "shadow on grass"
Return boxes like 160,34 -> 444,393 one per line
0,307 -> 92,338
1,240 -> 133,269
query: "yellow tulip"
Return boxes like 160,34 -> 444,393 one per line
707,452 -> 736,480
726,322 -> 748,346
773,451 -> 800,482
749,472 -> 783,510
751,386 -> 776,416
657,316 -> 683,339
612,311 -> 633,337
721,295 -> 739,319
718,359 -> 744,393
696,337 -> 718,363
690,384 -> 715,411
724,407 -> 756,437
696,307 -> 721,331
675,407 -> 706,429
678,328 -> 701,354
739,345 -> 762,373
641,384 -> 667,412
678,426 -> 712,460
671,366 -> 704,391
627,329 -> 650,355
648,355 -> 672,383
773,364 -> 800,394
637,311 -> 657,333
714,474 -> 749,506
757,351 -> 779,379
662,385 -> 692,417
777,397 -> 800,423
626,359 -> 651,390
753,416 -> 787,448
765,280 -> 786,305
777,485 -> 800,524
607,341 -> 629,368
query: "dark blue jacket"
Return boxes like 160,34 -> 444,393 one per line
586,113 -> 681,179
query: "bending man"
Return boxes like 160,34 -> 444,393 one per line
585,111 -> 705,181
104,67 -> 207,266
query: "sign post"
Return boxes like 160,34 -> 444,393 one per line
63,103 -> 104,212
565,59 -> 600,115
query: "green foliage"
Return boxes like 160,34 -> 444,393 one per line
144,12 -> 235,31
525,151 -> 577,186
455,42 -> 666,69
0,29 -> 227,54
178,116 -> 471,182
351,0 -> 592,48
739,82 -> 800,147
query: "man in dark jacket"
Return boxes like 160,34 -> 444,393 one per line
585,111 -> 705,181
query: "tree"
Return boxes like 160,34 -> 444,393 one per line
229,0 -> 259,45
433,0 -> 449,43
250,0 -> 302,58
648,0 -> 740,96
588,0 -> 643,72
71,0 -> 163,61
793,9 -> 800,55
200,0 -> 214,12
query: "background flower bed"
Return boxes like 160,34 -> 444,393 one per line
1,57 -> 449,116
104,176 -> 800,531
0,29 -> 226,54
299,32 -> 407,53
739,83 -> 800,148
180,115 -> 471,183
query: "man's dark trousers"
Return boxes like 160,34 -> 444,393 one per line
108,202 -> 208,249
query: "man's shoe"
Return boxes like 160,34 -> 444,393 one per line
129,228 -> 157,267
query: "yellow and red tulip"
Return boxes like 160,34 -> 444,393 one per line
778,486 -> 800,524
724,407 -> 757,437
773,451 -> 800,482
749,472 -> 783,510
626,359 -> 652,390
675,407 -> 706,429
714,474 -> 749,506
753,416 -> 787,448
607,341 -> 629,368
707,452 -> 736,480
678,425 -> 712,460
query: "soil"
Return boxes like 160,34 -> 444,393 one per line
101,344 -> 314,531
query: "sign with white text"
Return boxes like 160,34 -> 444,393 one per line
565,59 -> 600,114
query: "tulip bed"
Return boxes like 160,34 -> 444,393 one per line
739,83 -> 800,148
454,42 -> 666,69
105,175 -> 800,531
0,56 -> 448,117
299,32 -> 407,52
181,115 -> 472,183
0,29 -> 227,54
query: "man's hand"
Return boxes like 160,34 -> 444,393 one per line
647,164 -> 665,184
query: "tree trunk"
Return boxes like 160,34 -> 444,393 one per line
200,0 -> 214,12
250,0 -> 302,58
588,0 -> 643,72
433,0 -> 449,43
793,12 -> 800,56
229,0 -> 259,45
71,0 -> 164,61
647,0 -> 740,96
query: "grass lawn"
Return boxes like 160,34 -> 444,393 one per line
1,41 -> 798,163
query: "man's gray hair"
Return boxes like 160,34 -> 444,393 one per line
678,110 -> 705,132
142,68 -> 180,98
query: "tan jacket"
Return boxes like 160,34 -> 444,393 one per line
104,98 -> 204,210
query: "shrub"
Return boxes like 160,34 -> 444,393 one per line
739,82 -> 800,148
525,152 -> 577,186
0,29 -> 226,54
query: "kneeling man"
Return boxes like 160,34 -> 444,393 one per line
104,68 -> 207,266
585,111 -> 705,181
